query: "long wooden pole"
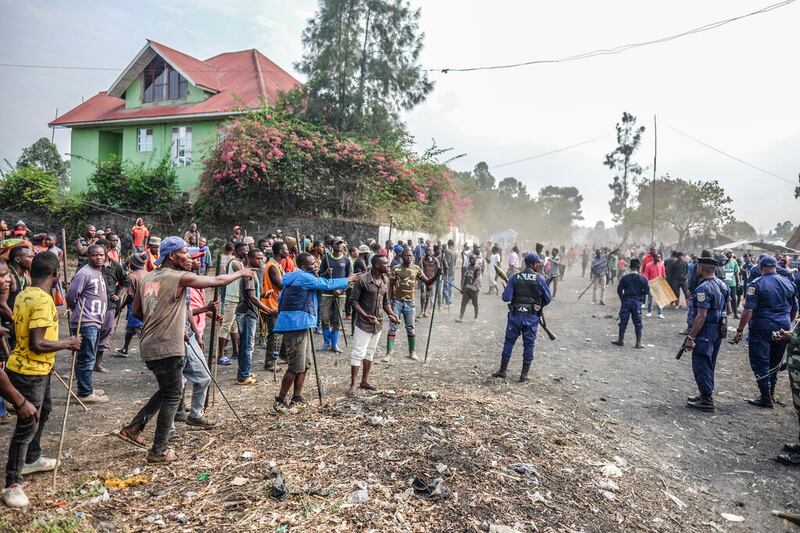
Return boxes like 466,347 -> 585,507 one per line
52,300 -> 84,488
60,228 -> 69,285
651,114 -> 657,246
206,253 -> 221,408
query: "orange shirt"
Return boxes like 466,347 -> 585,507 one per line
131,225 -> 149,248
260,259 -> 283,311
145,250 -> 159,272
280,256 -> 296,273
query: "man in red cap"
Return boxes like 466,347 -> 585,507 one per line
230,226 -> 243,244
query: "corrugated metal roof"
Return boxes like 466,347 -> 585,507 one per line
51,40 -> 301,127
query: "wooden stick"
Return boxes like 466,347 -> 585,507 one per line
51,370 -> 88,412
52,300 -> 84,489
60,228 -> 69,284
206,253 -> 221,408
308,329 -> 324,405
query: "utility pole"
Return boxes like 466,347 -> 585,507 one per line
651,114 -> 657,246
51,108 -> 58,142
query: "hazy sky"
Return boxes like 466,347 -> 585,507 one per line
1,0 -> 798,233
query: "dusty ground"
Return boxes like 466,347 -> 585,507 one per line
1,270 -> 799,532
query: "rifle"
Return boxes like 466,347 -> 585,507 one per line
494,264 -> 556,341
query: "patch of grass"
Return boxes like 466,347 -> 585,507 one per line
30,516 -> 86,533
56,475 -> 103,501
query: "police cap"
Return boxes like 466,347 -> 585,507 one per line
524,253 -> 542,266
697,257 -> 718,267
759,255 -> 778,268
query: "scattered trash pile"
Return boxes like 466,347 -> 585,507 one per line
8,387 -> 722,531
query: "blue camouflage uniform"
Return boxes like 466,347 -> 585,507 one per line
689,277 -> 730,397
500,266 -> 552,366
616,271 -> 649,340
744,269 -> 796,397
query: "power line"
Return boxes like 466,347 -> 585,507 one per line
0,0 -> 794,76
490,134 -> 611,169
663,124 -> 795,186
427,0 -> 795,73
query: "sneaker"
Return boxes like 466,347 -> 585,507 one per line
174,409 -> 188,423
2,484 -> 29,508
80,393 -> 109,404
646,312 -> 652,318
186,415 -> 217,429
21,456 -> 59,475
94,389 -> 106,396
290,396 -> 309,412
236,375 -> 257,385
380,354 -> 393,364
114,348 -> 128,357
218,356 -> 232,366
658,314 -> 665,319
331,346 -> 343,354
272,396 -> 290,415
407,351 -> 419,361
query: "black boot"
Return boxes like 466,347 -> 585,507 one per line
611,338 -> 624,347
747,386 -> 774,408
519,362 -> 531,382
492,360 -> 509,379
775,452 -> 800,466
687,394 -> 715,411
94,350 -> 109,373
634,337 -> 644,349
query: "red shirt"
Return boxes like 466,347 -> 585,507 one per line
642,253 -> 655,271
131,225 -> 149,248
643,261 -> 665,281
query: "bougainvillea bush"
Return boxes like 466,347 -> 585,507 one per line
196,111 -> 464,233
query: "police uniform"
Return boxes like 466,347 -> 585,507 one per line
742,256 -> 797,407
686,264 -> 730,410
493,254 -> 552,382
614,267 -> 649,347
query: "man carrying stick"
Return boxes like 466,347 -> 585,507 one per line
272,253 -> 356,413
116,237 -> 253,463
2,252 -> 81,508
347,255 -> 399,395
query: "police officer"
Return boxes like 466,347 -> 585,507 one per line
681,257 -> 731,411
612,258 -> 649,349
733,255 -> 797,408
492,253 -> 552,382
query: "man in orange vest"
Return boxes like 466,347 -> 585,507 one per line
262,241 -> 286,371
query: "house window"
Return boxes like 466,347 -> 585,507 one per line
171,126 -> 192,167
142,57 -> 188,103
137,128 -> 153,152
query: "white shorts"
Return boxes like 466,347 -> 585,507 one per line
351,326 -> 382,366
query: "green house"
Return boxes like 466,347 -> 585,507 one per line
50,39 -> 301,193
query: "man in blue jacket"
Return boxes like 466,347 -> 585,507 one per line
272,252 -> 358,413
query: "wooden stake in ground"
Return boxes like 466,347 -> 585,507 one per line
308,329 -> 324,405
52,299 -> 84,489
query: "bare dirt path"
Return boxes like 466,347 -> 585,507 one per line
1,269 -> 798,531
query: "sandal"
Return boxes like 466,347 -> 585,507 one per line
147,448 -> 177,463
116,427 -> 147,449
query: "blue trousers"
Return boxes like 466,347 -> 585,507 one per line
236,314 -> 257,381
618,299 -> 643,338
442,274 -> 455,306
75,326 -> 100,397
748,328 -> 787,390
691,326 -> 723,395
501,312 -> 539,364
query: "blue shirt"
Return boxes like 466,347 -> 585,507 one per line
273,270 -> 349,332
744,272 -> 796,331
689,277 -> 729,331
501,269 -> 552,307
617,271 -> 650,302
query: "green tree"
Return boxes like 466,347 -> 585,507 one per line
473,162 -> 495,191
16,137 -> 69,187
537,186 -> 584,242
632,176 -> 734,245
295,0 -> 433,138
721,220 -> 758,240
497,177 -> 528,200
771,220 -> 794,240
604,112 -> 645,224
0,165 -> 60,212
85,155 -> 182,214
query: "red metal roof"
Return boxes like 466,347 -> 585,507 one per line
50,41 -> 301,127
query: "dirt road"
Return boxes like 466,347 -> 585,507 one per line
1,270 -> 798,531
